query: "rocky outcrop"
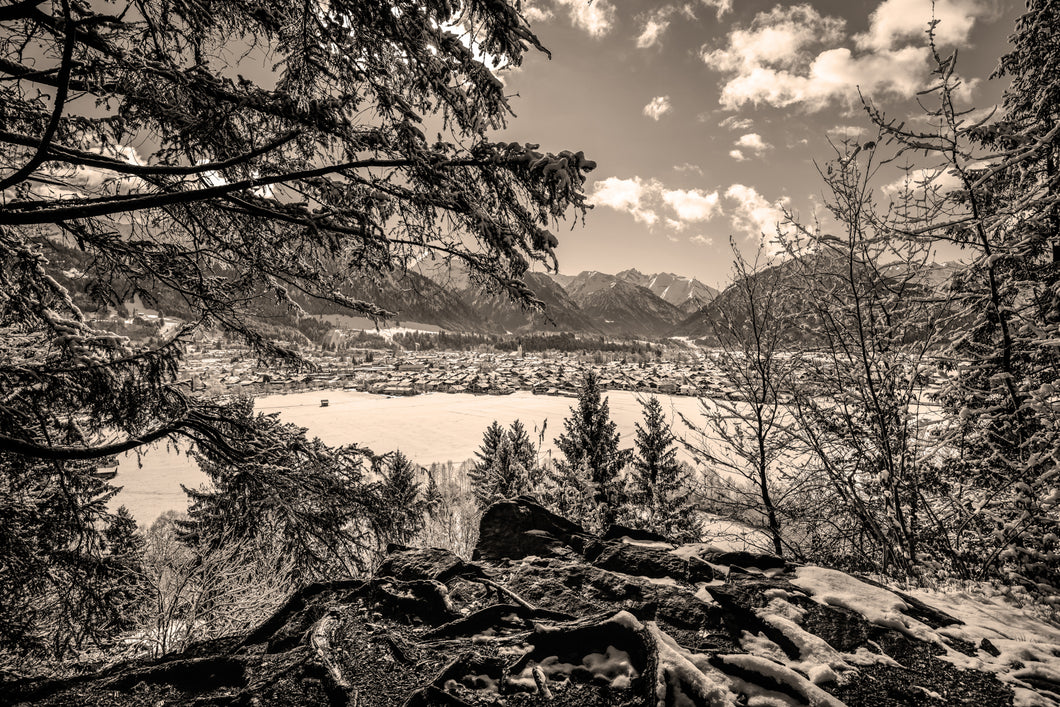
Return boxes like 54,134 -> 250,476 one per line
6,499 -> 1056,706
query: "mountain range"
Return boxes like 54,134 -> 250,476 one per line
307,258 -> 959,342
348,264 -> 722,339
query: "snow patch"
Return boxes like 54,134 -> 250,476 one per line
790,567 -> 937,644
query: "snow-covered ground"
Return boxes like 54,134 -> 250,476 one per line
113,390 -> 712,525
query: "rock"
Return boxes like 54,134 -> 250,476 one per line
586,540 -> 714,584
601,524 -> 673,543
7,505 -> 1045,707
376,546 -> 478,583
696,548 -> 787,571
473,497 -> 589,561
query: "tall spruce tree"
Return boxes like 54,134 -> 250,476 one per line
372,451 -> 438,551
626,396 -> 701,542
468,420 -> 537,508
551,371 -> 629,530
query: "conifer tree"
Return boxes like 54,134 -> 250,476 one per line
468,419 -> 538,508
372,451 -> 438,550
551,371 -> 629,529
626,396 -> 701,542
182,400 -> 379,580
0,454 -> 132,664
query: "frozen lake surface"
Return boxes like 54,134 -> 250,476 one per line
114,390 -> 712,526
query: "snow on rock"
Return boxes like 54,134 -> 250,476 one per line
904,585 -> 1060,706
790,566 -> 938,643
648,623 -> 740,707
718,653 -> 847,707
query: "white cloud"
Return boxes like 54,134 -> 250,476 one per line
590,176 -> 659,225
522,1 -> 554,23
882,166 -> 962,197
701,1 -> 984,111
735,132 -> 771,154
637,17 -> 670,48
719,116 -> 754,131
857,0 -> 985,51
701,0 -> 733,20
690,234 -> 715,246
724,184 -> 790,240
729,149 -> 746,161
704,5 -> 847,74
828,124 -> 865,139
591,176 -> 725,231
636,3 -> 699,48
643,95 -> 672,120
554,0 -> 615,37
663,188 -> 721,221
674,162 -> 704,175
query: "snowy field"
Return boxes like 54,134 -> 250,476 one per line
114,390 -> 712,526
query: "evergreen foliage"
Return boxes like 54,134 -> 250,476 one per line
181,399 -> 379,580
548,371 -> 629,529
0,455 -> 143,667
625,396 -> 701,542
468,419 -> 538,508
0,0 -> 592,465
372,451 -> 439,550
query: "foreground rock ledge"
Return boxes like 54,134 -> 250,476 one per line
5,498 -> 1057,706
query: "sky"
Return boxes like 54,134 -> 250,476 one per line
491,0 -> 1024,289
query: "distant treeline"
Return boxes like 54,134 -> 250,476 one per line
390,331 -> 658,354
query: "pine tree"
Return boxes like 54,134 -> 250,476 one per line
550,371 -> 629,530
373,451 -> 437,550
626,396 -> 701,542
0,454 -> 131,664
468,419 -> 538,508
182,399 -> 378,581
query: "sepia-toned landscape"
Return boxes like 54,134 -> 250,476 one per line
2,0 -> 1060,705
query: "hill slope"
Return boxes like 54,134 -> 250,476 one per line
11,498 -> 1058,706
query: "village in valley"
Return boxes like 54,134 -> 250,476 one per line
179,340 -> 722,399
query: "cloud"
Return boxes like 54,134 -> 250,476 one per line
643,95 -> 672,120
700,0 -> 733,20
554,0 -> 615,37
735,132 -> 771,155
663,188 -> 721,221
702,1 -> 986,111
522,1 -> 554,23
857,0 -> 986,51
690,234 -> 715,246
590,176 -> 660,225
828,124 -> 865,139
637,4 -> 698,48
637,16 -> 671,49
719,116 -> 754,131
724,184 -> 790,239
591,176 -> 723,231
881,166 -> 962,197
674,162 -> 704,175
729,149 -> 746,161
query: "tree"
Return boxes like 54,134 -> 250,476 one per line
180,399 -> 379,581
781,137 -> 952,577
549,371 -> 629,530
0,0 -> 593,465
626,396 -> 701,543
0,453 -> 134,667
683,242 -> 810,556
139,511 -> 294,657
861,25 -> 1060,592
372,450 -> 438,552
468,419 -> 538,508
